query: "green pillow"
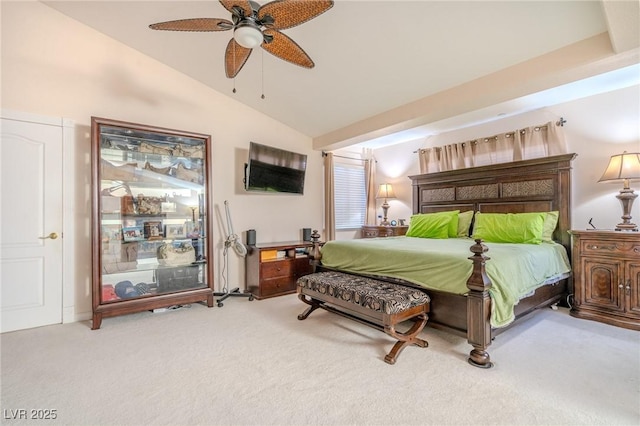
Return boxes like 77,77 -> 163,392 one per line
443,210 -> 460,238
542,211 -> 559,242
457,210 -> 474,237
406,213 -> 453,239
411,210 -> 459,237
472,212 -> 545,244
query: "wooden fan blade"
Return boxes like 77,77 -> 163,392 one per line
258,0 -> 333,30
149,18 -> 232,32
219,0 -> 254,17
225,38 -> 253,78
262,29 -> 314,68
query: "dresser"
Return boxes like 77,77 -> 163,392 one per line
569,230 -> 640,330
361,225 -> 409,238
245,241 -> 314,299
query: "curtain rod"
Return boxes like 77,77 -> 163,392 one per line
412,117 -> 566,153
322,151 -> 368,162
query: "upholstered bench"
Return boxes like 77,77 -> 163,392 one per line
297,271 -> 430,364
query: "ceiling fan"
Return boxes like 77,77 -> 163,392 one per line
149,0 -> 334,78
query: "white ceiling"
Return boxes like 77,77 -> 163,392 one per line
43,1 -> 639,149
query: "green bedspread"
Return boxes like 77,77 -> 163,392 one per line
320,236 -> 571,328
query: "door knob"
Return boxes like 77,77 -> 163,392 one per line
39,232 -> 59,240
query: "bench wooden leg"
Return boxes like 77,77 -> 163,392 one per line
297,285 -> 430,365
297,294 -> 322,320
383,313 -> 429,365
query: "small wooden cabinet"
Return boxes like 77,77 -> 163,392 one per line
569,230 -> 640,330
361,225 -> 409,238
245,241 -> 314,299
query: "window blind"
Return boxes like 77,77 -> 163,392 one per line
334,162 -> 366,230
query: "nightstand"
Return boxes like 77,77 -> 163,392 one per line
569,230 -> 640,330
361,225 -> 409,238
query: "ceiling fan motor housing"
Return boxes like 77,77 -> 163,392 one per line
234,20 -> 263,48
231,1 -> 275,48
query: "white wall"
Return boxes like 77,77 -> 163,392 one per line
373,84 -> 640,231
1,2 -> 323,320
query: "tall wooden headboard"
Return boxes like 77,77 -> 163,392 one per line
408,153 -> 576,252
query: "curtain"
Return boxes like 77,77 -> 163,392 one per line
323,152 -> 336,241
418,121 -> 567,173
362,148 -> 377,225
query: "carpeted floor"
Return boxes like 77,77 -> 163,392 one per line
1,294 -> 638,425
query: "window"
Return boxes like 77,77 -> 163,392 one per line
334,161 -> 366,230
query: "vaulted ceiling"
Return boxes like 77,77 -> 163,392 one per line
44,1 -> 639,150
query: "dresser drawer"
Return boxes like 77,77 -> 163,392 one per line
362,228 -> 380,238
261,277 -> 296,297
361,225 -> 408,238
379,227 -> 398,237
581,239 -> 640,256
261,260 -> 293,279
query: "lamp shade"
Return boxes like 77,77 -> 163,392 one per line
598,152 -> 640,183
376,183 -> 396,199
599,151 -> 640,231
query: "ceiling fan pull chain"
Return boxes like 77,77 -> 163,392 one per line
232,41 -> 237,94
261,49 -> 265,100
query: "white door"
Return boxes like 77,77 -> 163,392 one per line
1,114 -> 64,333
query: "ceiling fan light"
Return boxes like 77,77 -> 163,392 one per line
234,25 -> 262,49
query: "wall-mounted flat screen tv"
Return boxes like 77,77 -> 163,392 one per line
245,142 -> 307,194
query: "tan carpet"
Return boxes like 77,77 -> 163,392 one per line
1,294 -> 638,425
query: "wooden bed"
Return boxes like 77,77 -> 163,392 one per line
313,153 -> 576,368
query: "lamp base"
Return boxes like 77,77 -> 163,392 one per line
380,201 -> 390,226
615,223 -> 638,232
615,189 -> 638,232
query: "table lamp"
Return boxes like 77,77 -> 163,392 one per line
376,183 -> 396,226
598,151 -> 640,231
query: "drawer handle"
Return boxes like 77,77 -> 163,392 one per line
620,281 -> 631,295
586,244 -> 617,251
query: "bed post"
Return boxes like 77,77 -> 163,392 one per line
309,229 -> 323,270
466,239 -> 494,368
